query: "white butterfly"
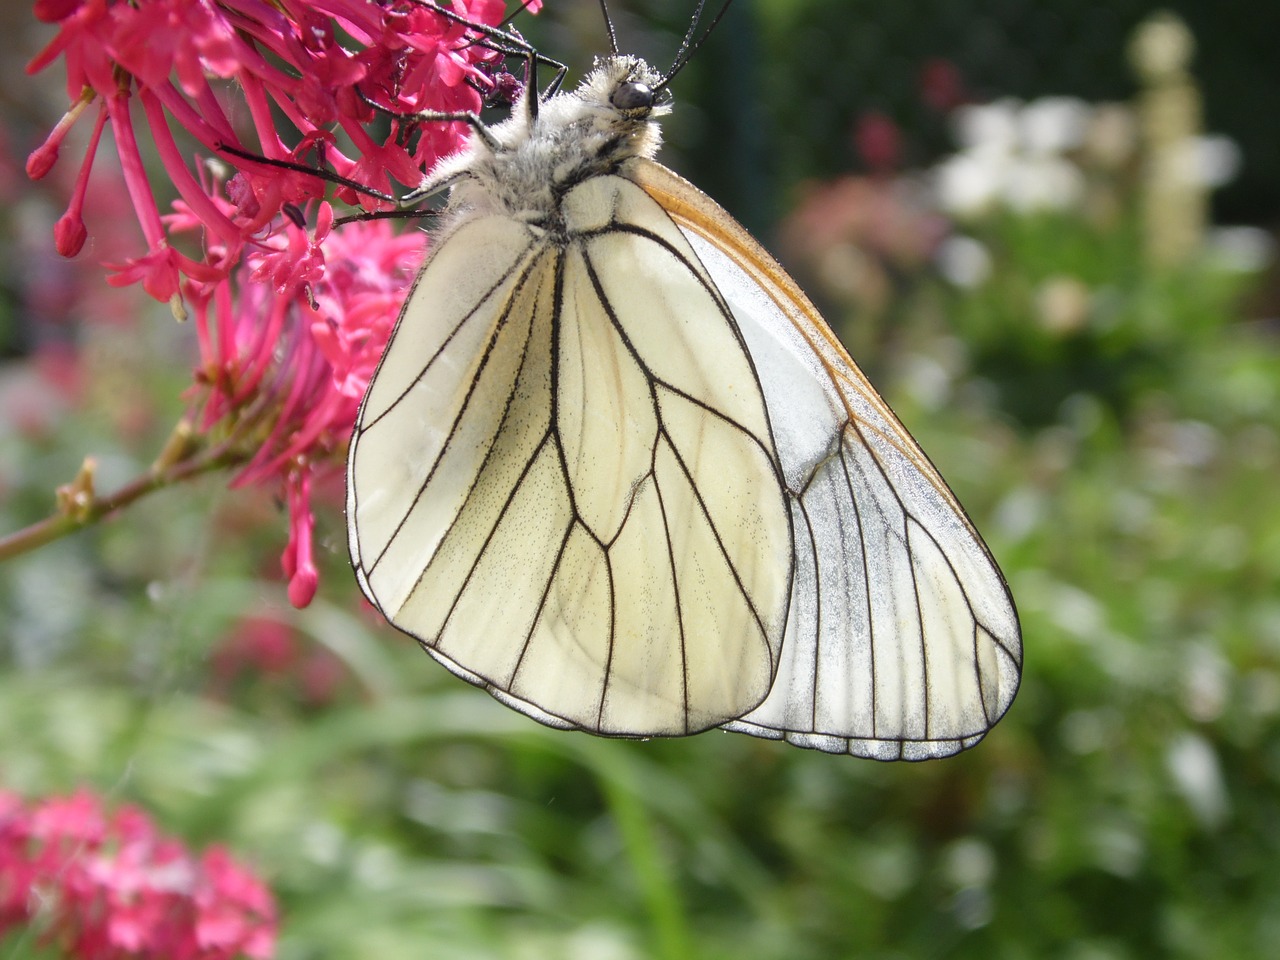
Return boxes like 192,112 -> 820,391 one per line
346,40 -> 1021,759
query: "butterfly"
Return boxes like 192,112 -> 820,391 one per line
346,1 -> 1021,759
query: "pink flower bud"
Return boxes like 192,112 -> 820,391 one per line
853,111 -> 902,174
288,564 -> 319,608
26,141 -> 58,179
33,0 -> 82,23
54,210 -> 87,256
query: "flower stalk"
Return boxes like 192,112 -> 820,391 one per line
0,421 -> 244,563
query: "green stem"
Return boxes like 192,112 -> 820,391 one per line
0,426 -> 244,562
589,744 -> 692,960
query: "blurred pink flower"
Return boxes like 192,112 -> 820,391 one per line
0,788 -> 276,959
779,174 -> 948,315
919,57 -> 969,114
853,110 -> 903,174
212,617 -> 300,681
781,175 -> 948,268
210,614 -> 353,707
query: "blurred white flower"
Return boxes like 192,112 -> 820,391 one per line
1083,103 -> 1138,169
1034,275 -> 1092,334
934,148 -> 1007,217
1175,134 -> 1242,188
898,353 -> 953,410
1181,642 -> 1230,723
935,234 -> 992,288
935,98 -> 1089,217
1166,733 -> 1230,829
1020,96 -> 1092,155
1005,156 -> 1087,212
951,98 -> 1021,152
942,838 -> 996,890
1089,819 -> 1144,877
992,485 -> 1047,542
1205,226 -> 1274,273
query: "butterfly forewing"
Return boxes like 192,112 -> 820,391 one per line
631,160 -> 1021,758
348,216 -> 544,614
348,171 -> 794,737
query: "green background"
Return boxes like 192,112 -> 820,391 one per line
2,2 -> 1278,958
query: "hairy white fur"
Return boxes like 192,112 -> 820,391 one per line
425,56 -> 670,231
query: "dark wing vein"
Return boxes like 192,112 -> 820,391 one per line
658,425 -> 776,674
578,242 -> 770,454
652,469 -> 692,734
366,250 -> 549,577
838,444 -> 877,740
362,239 -> 535,432
596,551 -> 618,728
584,221 -> 759,381
795,499 -> 823,731
426,430 -> 554,646
508,518 -> 578,689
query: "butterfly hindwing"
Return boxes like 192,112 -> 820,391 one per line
631,159 -> 1022,758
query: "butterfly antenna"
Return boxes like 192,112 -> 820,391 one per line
598,0 -> 620,54
667,0 -> 708,73
656,0 -> 736,91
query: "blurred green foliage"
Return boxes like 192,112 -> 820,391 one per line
3,3 -> 1280,960
741,0 -> 1280,227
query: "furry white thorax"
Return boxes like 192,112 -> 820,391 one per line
424,56 -> 670,233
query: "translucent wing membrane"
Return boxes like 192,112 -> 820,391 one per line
633,160 -> 1022,759
348,175 -> 793,737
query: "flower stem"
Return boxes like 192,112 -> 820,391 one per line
0,420 -> 245,562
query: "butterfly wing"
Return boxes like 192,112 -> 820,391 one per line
347,175 -> 794,737
632,160 -> 1022,759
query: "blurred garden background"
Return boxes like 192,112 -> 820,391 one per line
2,1 -> 1279,958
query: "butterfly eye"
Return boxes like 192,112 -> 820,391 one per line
611,80 -> 654,112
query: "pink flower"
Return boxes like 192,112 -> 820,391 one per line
282,468 -> 320,607
26,0 -> 540,605
209,612 -> 353,707
193,213 -> 426,605
0,788 -> 277,959
58,0 -> 500,242
28,0 -> 515,321
212,616 -> 299,681
853,110 -> 903,174
248,202 -> 334,295
919,57 -> 969,114
105,243 -> 185,301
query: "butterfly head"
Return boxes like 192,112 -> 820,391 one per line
588,55 -> 671,121
556,55 -> 671,161
427,56 -> 673,226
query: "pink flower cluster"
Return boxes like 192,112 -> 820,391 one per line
192,214 -> 427,606
0,789 -> 276,959
210,615 -> 351,705
25,0 -> 541,605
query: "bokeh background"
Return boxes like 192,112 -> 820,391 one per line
2,1 -> 1279,957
